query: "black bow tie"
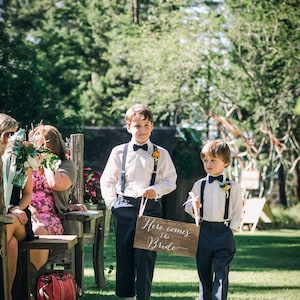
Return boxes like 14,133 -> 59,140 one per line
133,144 -> 148,151
208,175 -> 223,183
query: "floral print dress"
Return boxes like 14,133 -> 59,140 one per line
31,170 -> 64,235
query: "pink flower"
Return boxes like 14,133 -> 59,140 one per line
83,168 -> 103,205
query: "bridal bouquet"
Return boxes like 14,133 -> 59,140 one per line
6,129 -> 41,189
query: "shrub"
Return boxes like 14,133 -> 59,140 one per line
271,204 -> 300,229
83,168 -> 104,205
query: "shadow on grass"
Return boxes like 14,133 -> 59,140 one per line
156,254 -> 196,269
82,230 -> 300,299
233,233 -> 300,271
82,279 -> 198,299
230,283 -> 300,293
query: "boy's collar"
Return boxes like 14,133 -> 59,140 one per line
130,138 -> 150,145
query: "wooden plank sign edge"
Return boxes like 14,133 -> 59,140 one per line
134,216 -> 200,257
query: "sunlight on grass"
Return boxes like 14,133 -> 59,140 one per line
230,270 -> 300,287
154,267 -> 198,283
83,230 -> 300,300
83,268 -> 95,277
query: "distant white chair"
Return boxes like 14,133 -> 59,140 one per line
240,197 -> 266,233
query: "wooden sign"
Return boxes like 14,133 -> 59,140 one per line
241,169 -> 260,190
134,216 -> 200,257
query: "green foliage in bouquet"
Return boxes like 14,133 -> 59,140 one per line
42,151 -> 61,172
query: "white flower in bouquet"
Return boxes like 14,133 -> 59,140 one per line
24,155 -> 41,170
3,129 -> 42,208
7,129 -> 42,186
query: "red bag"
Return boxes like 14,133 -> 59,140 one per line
37,271 -> 77,300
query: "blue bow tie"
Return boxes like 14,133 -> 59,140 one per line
133,144 -> 148,151
208,175 -> 223,183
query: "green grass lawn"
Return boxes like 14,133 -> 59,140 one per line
82,229 -> 300,300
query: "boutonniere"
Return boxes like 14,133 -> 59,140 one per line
220,180 -> 231,191
152,149 -> 160,163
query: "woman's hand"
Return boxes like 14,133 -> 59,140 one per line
29,205 -> 41,223
68,203 -> 88,212
9,207 -> 28,225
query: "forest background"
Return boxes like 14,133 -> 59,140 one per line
0,0 -> 299,218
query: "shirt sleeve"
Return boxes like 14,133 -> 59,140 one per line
229,182 -> 243,232
59,160 -> 77,184
100,145 -> 122,209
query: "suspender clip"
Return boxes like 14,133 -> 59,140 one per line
224,219 -> 231,227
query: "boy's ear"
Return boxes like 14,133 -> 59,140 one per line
126,123 -> 132,133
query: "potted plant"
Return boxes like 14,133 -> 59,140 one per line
83,168 -> 105,210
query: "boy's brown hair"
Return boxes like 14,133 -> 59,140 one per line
201,139 -> 231,165
125,104 -> 153,124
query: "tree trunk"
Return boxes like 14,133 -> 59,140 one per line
132,0 -> 139,24
278,164 -> 287,207
291,152 -> 300,205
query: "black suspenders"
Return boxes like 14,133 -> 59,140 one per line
120,143 -> 158,194
200,180 -> 206,219
200,179 -> 231,223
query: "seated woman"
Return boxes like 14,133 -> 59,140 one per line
0,113 -> 35,300
29,124 -> 87,270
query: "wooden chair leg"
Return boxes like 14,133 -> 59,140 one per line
93,216 -> 106,288
0,226 -> 10,300
75,238 -> 84,295
13,248 -> 31,300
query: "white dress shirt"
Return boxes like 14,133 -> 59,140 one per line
185,173 -> 243,231
100,139 -> 177,209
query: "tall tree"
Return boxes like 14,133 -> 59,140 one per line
107,1 -> 231,126
2,0 -> 126,126
225,0 -> 300,205
0,19 -> 57,127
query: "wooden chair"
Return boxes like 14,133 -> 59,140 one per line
59,209 -> 106,289
16,235 -> 79,299
12,134 -> 106,299
0,215 -> 13,300
13,211 -> 105,299
66,133 -> 106,290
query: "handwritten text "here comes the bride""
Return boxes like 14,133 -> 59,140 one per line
137,216 -> 198,255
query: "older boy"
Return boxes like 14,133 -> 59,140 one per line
100,104 -> 177,300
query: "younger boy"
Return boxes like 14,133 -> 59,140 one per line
100,104 -> 177,300
184,139 -> 243,300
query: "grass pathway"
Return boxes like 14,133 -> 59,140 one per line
82,229 -> 300,299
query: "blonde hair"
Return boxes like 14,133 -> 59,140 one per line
0,113 -> 18,154
0,113 -> 18,140
201,139 -> 231,165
